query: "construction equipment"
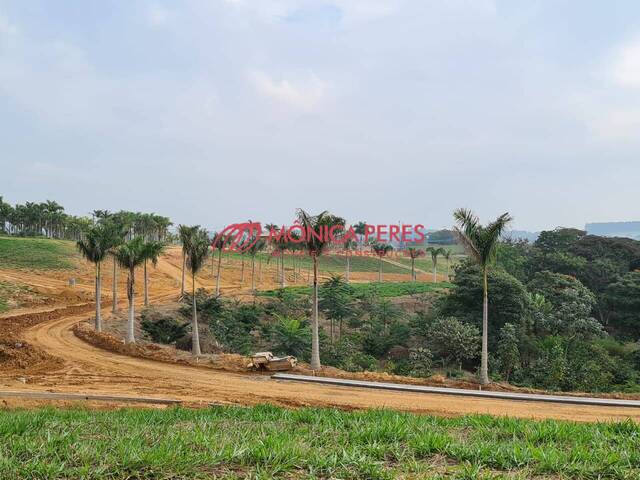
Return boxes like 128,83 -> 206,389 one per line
248,351 -> 297,371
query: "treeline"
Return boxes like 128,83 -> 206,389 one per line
0,196 -> 172,241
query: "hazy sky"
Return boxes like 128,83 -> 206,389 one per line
1,1 -> 639,231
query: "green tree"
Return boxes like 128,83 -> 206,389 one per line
142,241 -> 166,307
372,243 -> 393,282
496,323 -> 520,381
247,236 -> 267,292
428,316 -> 480,371
604,271 -> 640,337
407,247 -> 425,281
272,316 -> 311,359
178,225 -> 199,297
319,274 -> 356,341
453,208 -> 513,384
76,224 -> 120,332
426,246 -> 445,282
185,229 -> 211,356
297,209 -> 345,370
114,237 -> 148,343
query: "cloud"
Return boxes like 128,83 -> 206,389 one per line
609,34 -> 640,88
249,70 -> 326,112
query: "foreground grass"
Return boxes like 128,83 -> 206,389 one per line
0,236 -> 77,270
1,405 -> 639,479
258,280 -> 454,298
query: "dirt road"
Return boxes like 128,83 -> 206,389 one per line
2,248 -> 640,421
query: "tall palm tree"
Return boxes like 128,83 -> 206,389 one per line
297,209 -> 345,370
407,247 -> 425,281
453,208 -> 513,385
344,238 -> 356,283
114,237 -> 147,343
185,229 -> 210,356
212,232 -> 226,297
372,243 -> 393,282
76,225 -> 118,332
178,225 -> 198,297
443,249 -> 453,281
142,240 -> 166,306
426,246 -> 445,282
247,236 -> 267,292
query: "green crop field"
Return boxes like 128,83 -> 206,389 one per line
258,280 -> 453,298
0,236 -> 78,270
225,251 -> 410,274
1,405 -> 638,479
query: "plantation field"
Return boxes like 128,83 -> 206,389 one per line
0,237 -> 77,270
2,405 -> 638,479
226,251 -> 410,274
258,280 -> 454,298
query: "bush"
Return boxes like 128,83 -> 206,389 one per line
141,313 -> 187,344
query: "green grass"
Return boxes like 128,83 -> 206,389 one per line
1,405 -> 639,479
0,236 -> 77,270
258,280 -> 454,298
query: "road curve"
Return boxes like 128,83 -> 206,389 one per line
9,310 -> 640,422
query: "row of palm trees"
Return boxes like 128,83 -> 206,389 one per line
77,207 -> 510,386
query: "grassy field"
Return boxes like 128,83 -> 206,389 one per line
226,251 -> 410,274
1,405 -> 638,479
258,281 -> 453,298
0,236 -> 77,270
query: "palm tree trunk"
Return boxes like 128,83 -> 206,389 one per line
433,263 -> 437,283
378,257 -> 382,282
95,262 -> 102,332
181,251 -> 186,297
446,260 -> 450,281
112,256 -> 118,313
480,267 -> 489,385
216,248 -> 222,296
126,269 -> 135,343
143,259 -> 149,307
345,253 -> 350,283
192,273 -> 201,356
251,255 -> 256,291
280,254 -> 286,288
241,256 -> 245,283
411,258 -> 415,282
310,255 -> 321,370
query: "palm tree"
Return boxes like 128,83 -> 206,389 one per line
247,236 -> 267,292
212,232 -> 226,297
426,246 -> 445,282
297,209 -> 345,370
372,243 -> 393,282
443,249 -> 453,281
185,229 -> 210,356
407,247 -> 425,281
344,238 -> 356,283
453,208 -> 513,385
178,225 -> 198,297
76,225 -> 118,332
114,237 -> 147,343
142,240 -> 166,307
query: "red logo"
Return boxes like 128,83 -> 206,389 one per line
213,222 -> 262,253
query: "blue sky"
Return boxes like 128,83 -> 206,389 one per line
1,0 -> 639,231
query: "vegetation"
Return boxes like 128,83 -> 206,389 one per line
185,228 -> 211,356
2,405 -> 640,479
258,281 -> 453,299
113,237 -> 148,344
0,236 -> 77,270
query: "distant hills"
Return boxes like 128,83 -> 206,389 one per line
586,221 -> 640,240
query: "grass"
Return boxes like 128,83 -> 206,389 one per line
258,280 -> 454,298
1,405 -> 639,479
0,236 -> 77,270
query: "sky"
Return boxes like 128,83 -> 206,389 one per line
1,0 -> 639,232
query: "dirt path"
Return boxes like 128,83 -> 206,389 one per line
1,249 -> 640,421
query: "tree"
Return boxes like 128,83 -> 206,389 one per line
185,229 -> 211,356
142,241 -> 166,307
343,238 -> 357,283
372,243 -> 393,282
319,274 -> 356,340
297,209 -> 345,370
212,231 -> 227,297
407,247 -> 425,281
114,237 -> 148,343
247,236 -> 267,292
453,208 -> 513,384
428,316 -> 480,371
426,246 -> 444,282
76,224 -> 120,332
604,272 -> 640,338
178,225 -> 199,297
443,249 -> 453,281
496,323 -> 520,381
534,228 -> 586,254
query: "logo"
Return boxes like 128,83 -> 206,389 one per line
213,222 -> 262,253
